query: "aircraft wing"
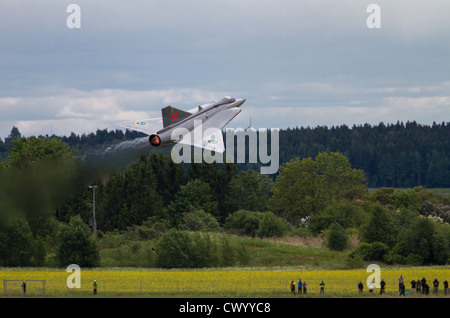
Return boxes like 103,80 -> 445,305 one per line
116,118 -> 163,135
177,108 -> 241,153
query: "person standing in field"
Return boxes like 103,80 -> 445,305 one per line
380,279 -> 386,295
319,281 -> 325,295
93,280 -> 98,295
290,280 -> 295,294
416,279 -> 421,294
432,278 -> 439,294
421,277 -> 427,294
298,279 -> 303,295
399,282 -> 406,296
358,280 -> 364,293
410,279 -> 416,294
303,282 -> 308,294
443,279 -> 448,295
398,275 -> 404,293
21,281 -> 27,297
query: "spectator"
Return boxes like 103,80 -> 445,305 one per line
410,279 -> 416,294
380,279 -> 386,295
21,281 -> 27,297
421,277 -> 427,294
433,278 -> 439,294
416,279 -> 421,294
319,281 -> 325,295
423,282 -> 430,295
93,280 -> 98,295
399,282 -> 406,296
297,279 -> 303,295
358,280 -> 363,293
443,280 -> 448,295
398,275 -> 404,293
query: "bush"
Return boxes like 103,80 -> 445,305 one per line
383,252 -> 406,265
224,210 -> 262,237
326,223 -> 348,251
225,210 -> 288,238
308,200 -> 367,235
394,216 -> 449,265
349,242 -> 389,261
219,236 -> 235,267
155,230 -> 194,268
56,215 -> 100,267
345,252 -> 364,269
256,212 -> 288,238
0,220 -> 46,266
405,253 -> 424,266
155,230 -> 219,268
361,204 -> 396,247
179,209 -> 221,232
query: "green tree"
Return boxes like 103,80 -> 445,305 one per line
256,212 -> 288,238
226,170 -> 273,212
0,221 -> 45,266
148,152 -> 185,205
186,162 -> 237,222
155,230 -> 219,268
326,222 -> 348,251
179,209 -> 221,232
272,152 -> 367,221
348,242 -> 389,261
100,156 -> 164,231
3,136 -> 74,169
308,200 -> 367,235
56,215 -> 100,267
371,188 -> 395,206
0,136 -> 77,237
272,157 -> 317,220
224,210 -> 262,237
155,230 -> 194,268
361,204 -> 396,247
315,152 -> 367,203
395,216 -> 449,265
219,236 -> 235,267
165,179 -> 218,226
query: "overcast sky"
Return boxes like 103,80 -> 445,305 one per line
1,0 -> 449,138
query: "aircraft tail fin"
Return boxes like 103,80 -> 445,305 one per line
161,106 -> 192,128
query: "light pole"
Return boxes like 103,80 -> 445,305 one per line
89,185 -> 98,236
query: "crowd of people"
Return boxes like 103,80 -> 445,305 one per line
395,275 -> 449,296
290,276 -> 449,296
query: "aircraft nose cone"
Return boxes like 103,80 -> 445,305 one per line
235,98 -> 246,107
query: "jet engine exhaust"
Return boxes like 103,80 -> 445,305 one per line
149,134 -> 161,146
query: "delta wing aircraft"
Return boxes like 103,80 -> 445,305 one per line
117,96 -> 245,153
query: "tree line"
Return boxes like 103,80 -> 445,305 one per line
2,121 -> 450,188
278,121 -> 450,188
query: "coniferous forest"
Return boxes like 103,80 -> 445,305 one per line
278,121 -> 450,188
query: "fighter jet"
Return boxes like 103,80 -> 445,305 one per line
117,96 -> 245,153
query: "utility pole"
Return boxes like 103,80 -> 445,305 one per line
89,185 -> 98,236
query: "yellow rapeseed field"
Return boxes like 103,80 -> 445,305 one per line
1,267 -> 449,297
